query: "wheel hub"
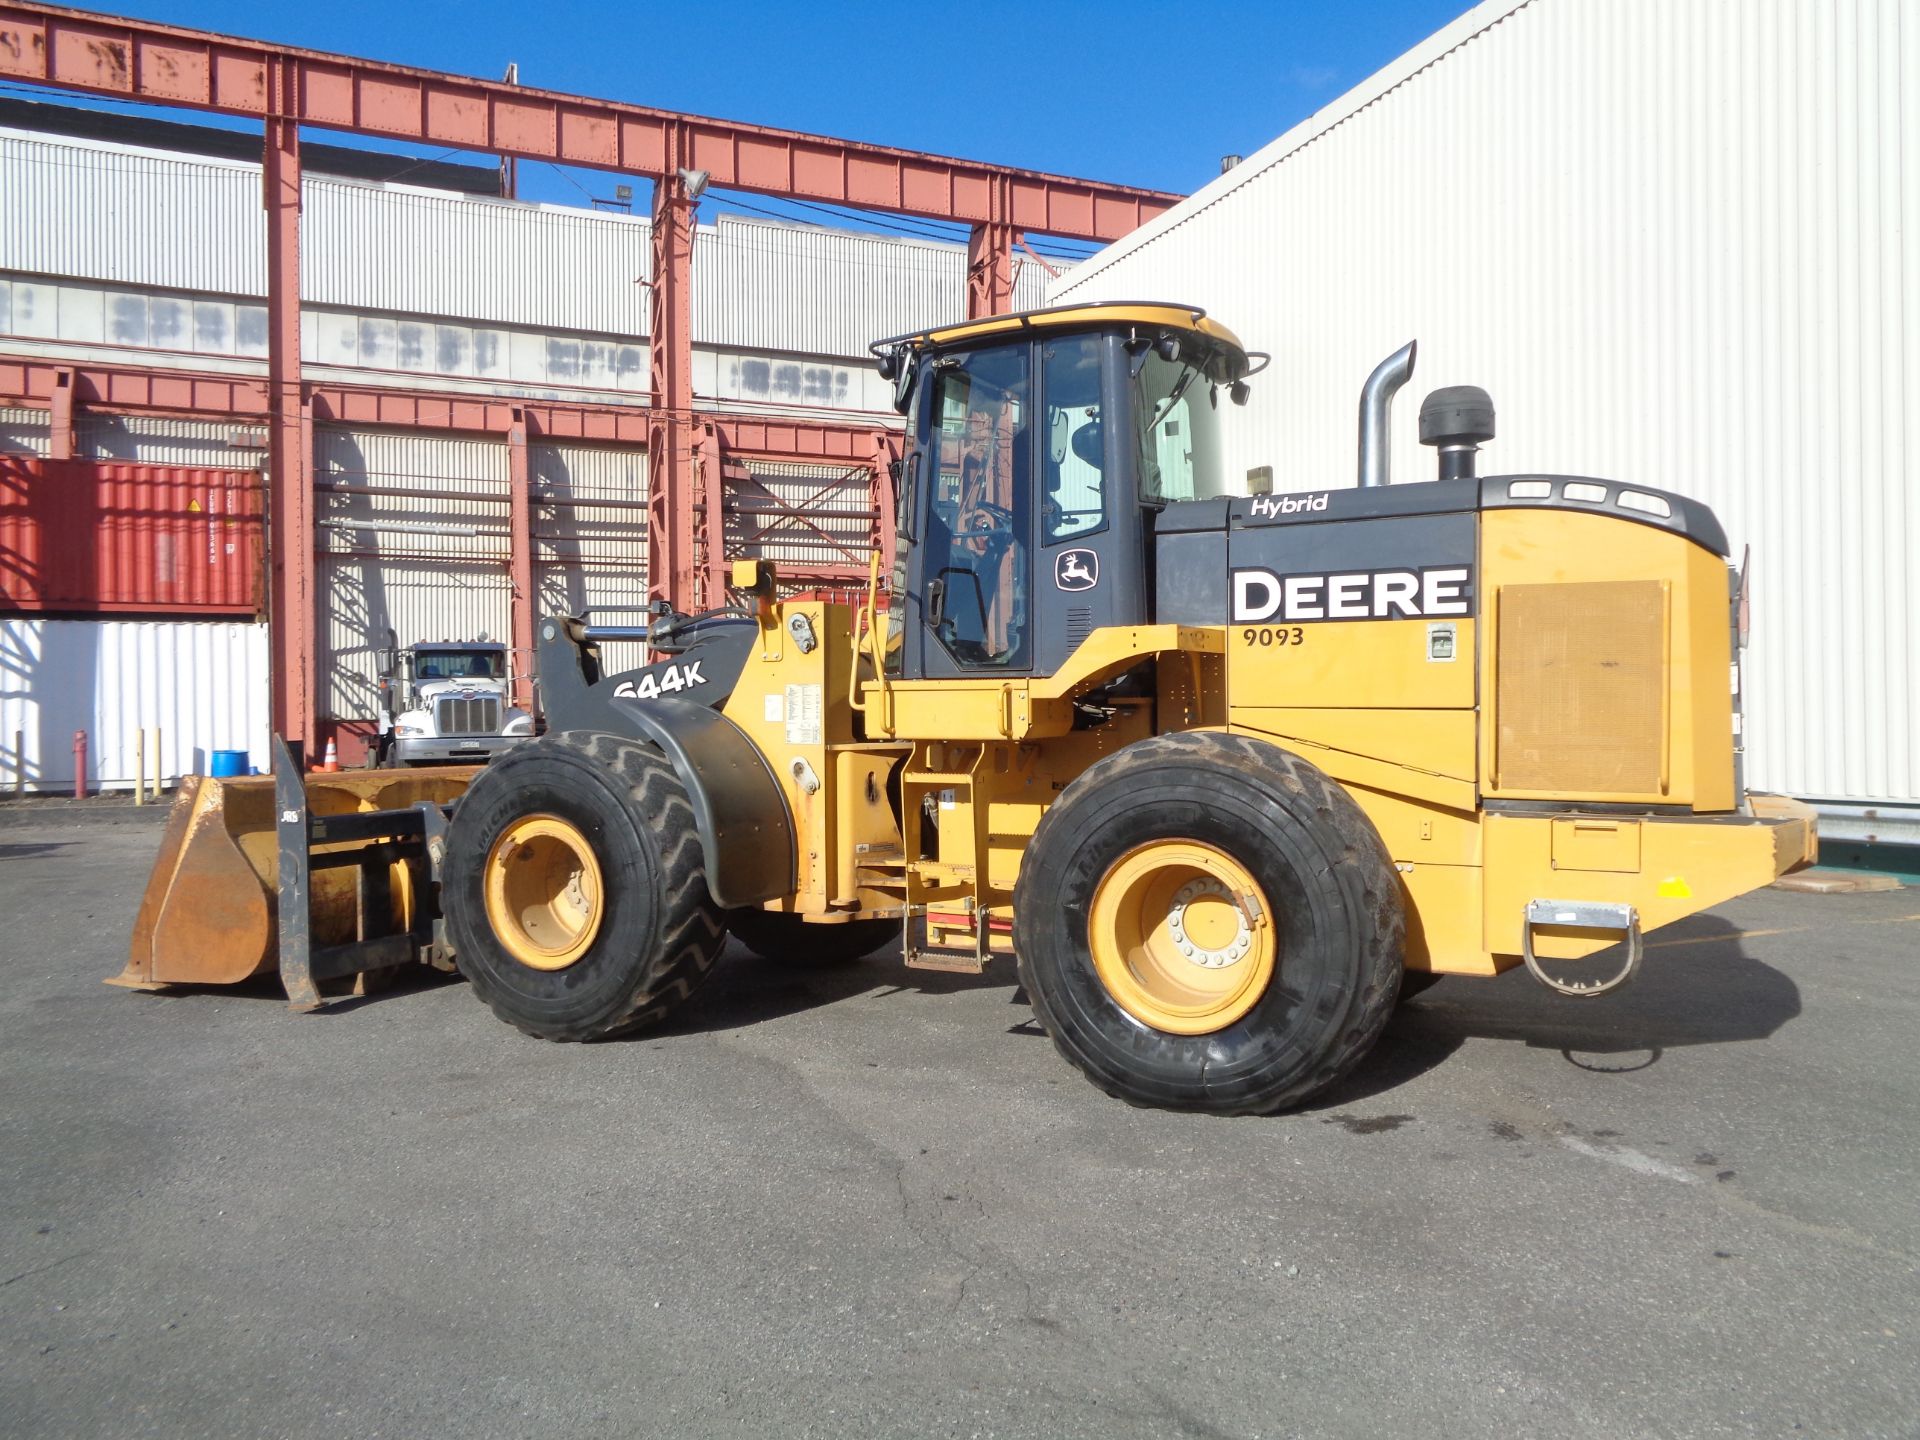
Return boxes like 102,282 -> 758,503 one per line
1088,841 -> 1277,1035
1166,877 -> 1254,968
483,813 -> 605,971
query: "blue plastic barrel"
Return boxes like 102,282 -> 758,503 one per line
208,749 -> 248,778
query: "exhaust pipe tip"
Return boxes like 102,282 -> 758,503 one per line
1357,341 -> 1417,488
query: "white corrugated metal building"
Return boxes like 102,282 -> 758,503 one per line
1052,0 -> 1917,838
1,116 -> 1058,789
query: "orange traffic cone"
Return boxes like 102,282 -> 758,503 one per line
320,737 -> 340,772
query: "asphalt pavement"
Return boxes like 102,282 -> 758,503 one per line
1,821 -> 1915,1439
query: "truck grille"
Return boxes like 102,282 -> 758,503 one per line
435,695 -> 501,737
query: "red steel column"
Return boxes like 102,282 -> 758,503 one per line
505,406 -> 537,716
264,61 -> 316,755
694,419 -> 727,608
47,367 -> 74,459
647,144 -> 698,616
966,178 -> 1018,319
869,430 -> 901,582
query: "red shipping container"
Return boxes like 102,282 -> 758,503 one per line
0,456 -> 263,615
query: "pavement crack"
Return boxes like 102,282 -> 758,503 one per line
1,1250 -> 93,1289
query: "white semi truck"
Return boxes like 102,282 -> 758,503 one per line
374,635 -> 534,766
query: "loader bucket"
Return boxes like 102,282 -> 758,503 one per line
113,758 -> 480,995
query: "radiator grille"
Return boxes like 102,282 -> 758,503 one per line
1496,580 -> 1666,794
1065,606 -> 1095,649
435,695 -> 502,737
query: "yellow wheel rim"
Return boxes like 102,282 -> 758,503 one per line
483,814 -> 605,971
1088,841 -> 1277,1035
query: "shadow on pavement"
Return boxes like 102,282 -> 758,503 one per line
1319,911 -> 1802,1106
0,840 -> 73,860
108,913 -> 1802,1103
648,939 -> 1013,1039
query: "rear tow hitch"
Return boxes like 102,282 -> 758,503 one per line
1520,899 -> 1644,997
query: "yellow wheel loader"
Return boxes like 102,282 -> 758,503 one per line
116,302 -> 1816,1114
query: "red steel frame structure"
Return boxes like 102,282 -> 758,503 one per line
0,3 -> 1178,750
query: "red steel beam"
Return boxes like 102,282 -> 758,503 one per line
0,357 -> 901,459
0,3 -> 1178,242
263,80 -> 315,756
0,359 -> 892,444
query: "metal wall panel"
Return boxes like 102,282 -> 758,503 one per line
1051,0 -> 1919,809
727,460 -> 875,577
3,129 -> 1056,384
0,131 -> 263,295
316,426 -> 511,718
303,180 -> 651,335
0,128 -> 649,335
694,216 -> 1062,360
77,413 -> 257,468
696,217 -> 964,360
533,441 -> 649,676
0,405 -> 50,456
0,617 -> 269,791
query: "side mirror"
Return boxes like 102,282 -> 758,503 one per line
1070,419 -> 1103,468
375,646 -> 396,676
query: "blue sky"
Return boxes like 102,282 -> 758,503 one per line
15,1 -> 1474,256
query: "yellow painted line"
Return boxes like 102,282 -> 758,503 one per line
1646,927 -> 1800,950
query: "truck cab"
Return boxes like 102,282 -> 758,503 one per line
377,638 -> 534,766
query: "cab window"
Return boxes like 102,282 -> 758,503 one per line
1041,333 -> 1106,544
1135,348 -> 1226,504
925,343 -> 1031,669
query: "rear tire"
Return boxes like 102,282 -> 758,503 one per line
443,732 -> 725,1040
727,908 -> 898,964
1013,731 -> 1404,1115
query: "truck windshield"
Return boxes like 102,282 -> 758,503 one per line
415,650 -> 504,681
1134,349 -> 1227,504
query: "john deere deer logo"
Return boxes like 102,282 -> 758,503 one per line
1055,549 -> 1098,592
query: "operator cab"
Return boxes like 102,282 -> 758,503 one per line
872,303 -> 1258,681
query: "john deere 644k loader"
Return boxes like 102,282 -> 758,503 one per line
118,303 -> 1815,1114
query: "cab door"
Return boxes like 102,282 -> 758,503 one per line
898,339 -> 1037,681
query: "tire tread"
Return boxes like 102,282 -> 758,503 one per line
1013,730 -> 1404,1115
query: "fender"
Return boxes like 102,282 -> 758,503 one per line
537,617 -> 755,735
604,697 -> 796,909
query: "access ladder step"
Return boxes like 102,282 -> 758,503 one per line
905,948 -> 988,975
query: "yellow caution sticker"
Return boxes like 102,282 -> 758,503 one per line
187,498 -> 202,512
1657,876 -> 1693,899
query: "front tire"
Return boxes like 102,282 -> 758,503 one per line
1013,731 -> 1404,1115
443,732 -> 725,1040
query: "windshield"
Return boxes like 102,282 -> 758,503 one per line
414,649 -> 504,681
1134,349 -> 1227,504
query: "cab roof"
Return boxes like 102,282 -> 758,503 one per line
873,301 -> 1250,367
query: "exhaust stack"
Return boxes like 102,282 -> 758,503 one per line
1357,341 -> 1417,488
